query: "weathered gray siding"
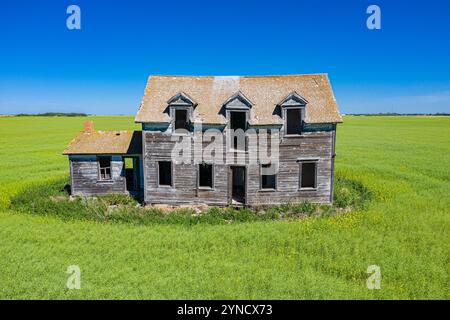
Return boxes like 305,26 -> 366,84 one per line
143,125 -> 335,206
246,131 -> 333,205
143,131 -> 229,205
70,155 -> 126,196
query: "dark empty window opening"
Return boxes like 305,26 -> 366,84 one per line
261,164 -> 276,190
158,161 -> 172,186
300,162 -> 317,189
98,156 -> 112,180
199,164 -> 213,188
230,111 -> 246,130
174,109 -> 189,131
286,108 -> 302,135
230,111 -> 247,150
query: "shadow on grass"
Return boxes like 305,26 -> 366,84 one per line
9,175 -> 372,226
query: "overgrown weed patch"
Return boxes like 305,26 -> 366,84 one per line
10,174 -> 372,226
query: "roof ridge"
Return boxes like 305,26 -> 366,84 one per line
148,73 -> 328,78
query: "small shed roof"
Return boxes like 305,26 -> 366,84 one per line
63,130 -> 142,155
135,74 -> 343,125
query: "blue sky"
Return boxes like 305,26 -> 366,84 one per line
1,0 -> 449,115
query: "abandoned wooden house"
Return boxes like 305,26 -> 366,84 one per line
64,74 -> 342,206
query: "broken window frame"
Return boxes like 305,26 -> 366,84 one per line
98,156 -> 112,181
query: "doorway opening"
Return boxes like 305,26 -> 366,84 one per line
230,166 -> 246,205
124,157 -> 141,193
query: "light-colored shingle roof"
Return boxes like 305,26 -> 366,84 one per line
63,130 -> 142,155
135,74 -> 342,125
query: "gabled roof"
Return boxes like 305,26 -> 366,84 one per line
135,74 -> 342,125
63,130 -> 142,155
278,91 -> 308,107
167,91 -> 197,107
223,91 -> 253,109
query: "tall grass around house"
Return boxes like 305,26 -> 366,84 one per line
10,174 -> 371,226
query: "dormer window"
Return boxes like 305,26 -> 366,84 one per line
224,91 -> 252,151
278,92 -> 308,136
167,92 -> 196,134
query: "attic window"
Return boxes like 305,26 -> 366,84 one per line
286,108 -> 302,135
198,164 -> 213,189
98,156 -> 112,180
174,109 -> 189,131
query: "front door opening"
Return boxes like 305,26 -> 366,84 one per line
231,166 -> 246,204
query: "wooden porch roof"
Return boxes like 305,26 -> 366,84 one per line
63,130 -> 142,155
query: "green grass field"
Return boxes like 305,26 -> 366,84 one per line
0,115 -> 448,299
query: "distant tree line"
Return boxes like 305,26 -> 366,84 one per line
15,112 -> 88,117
